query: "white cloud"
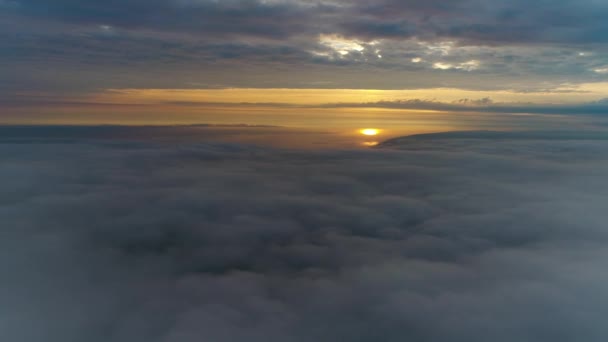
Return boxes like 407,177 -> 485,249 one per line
319,34 -> 366,56
432,62 -> 453,70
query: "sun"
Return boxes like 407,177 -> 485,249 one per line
360,128 -> 380,136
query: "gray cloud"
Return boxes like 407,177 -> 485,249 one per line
2,129 -> 608,341
8,0 -> 608,44
319,98 -> 608,115
3,0 -> 608,95
337,0 -> 608,44
6,0 -> 315,39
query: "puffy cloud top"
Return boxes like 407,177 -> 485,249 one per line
2,129 -> 608,341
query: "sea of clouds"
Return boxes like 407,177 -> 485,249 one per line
2,131 -> 608,341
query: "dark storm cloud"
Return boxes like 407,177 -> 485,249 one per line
2,130 -> 608,341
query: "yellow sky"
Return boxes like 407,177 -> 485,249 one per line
4,84 -> 607,132
92,84 -> 608,105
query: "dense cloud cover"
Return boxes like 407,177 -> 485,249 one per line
2,131 -> 608,341
3,0 -> 608,94
6,0 -> 608,43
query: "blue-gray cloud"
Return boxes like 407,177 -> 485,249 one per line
2,0 -> 608,95
2,129 -> 608,341
6,0 -> 608,44
6,0 -> 314,38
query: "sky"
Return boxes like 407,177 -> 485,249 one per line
2,0 -> 608,130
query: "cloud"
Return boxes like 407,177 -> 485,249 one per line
3,0 -> 608,95
319,98 -> 608,116
7,0 -> 315,39
338,0 -> 608,45
7,0 -> 608,47
432,60 -> 480,71
594,67 -> 608,74
2,129 -> 608,341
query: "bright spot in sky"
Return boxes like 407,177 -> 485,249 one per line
433,62 -> 453,70
319,34 -> 365,56
594,67 -> 608,74
433,60 -> 480,71
360,128 -> 380,136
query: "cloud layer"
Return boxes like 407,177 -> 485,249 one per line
3,0 -> 608,95
2,131 -> 608,341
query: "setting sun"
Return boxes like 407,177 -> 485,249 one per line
360,128 -> 380,136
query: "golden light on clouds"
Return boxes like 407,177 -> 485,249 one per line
8,85 -> 608,129
95,84 -> 608,107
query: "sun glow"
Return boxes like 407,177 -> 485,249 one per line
360,128 -> 380,136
